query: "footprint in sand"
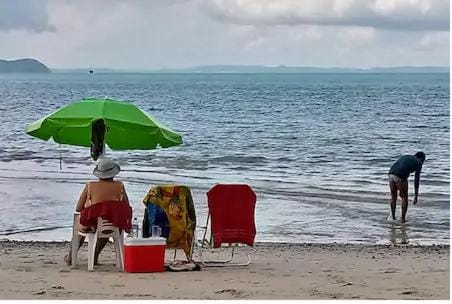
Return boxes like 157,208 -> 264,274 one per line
310,288 -> 321,296
50,285 -> 65,290
16,266 -> 32,272
59,269 -> 71,273
310,288 -> 343,298
215,288 -> 243,297
382,268 -> 399,274
123,293 -> 154,297
400,289 -> 418,295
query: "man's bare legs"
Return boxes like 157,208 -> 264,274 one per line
94,238 -> 109,265
65,236 -> 109,266
399,180 -> 409,223
389,180 -> 398,220
65,235 -> 85,266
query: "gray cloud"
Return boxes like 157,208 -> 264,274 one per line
0,0 -> 448,69
413,32 -> 450,51
204,0 -> 449,31
0,0 -> 55,32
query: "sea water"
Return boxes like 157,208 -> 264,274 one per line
0,73 -> 449,245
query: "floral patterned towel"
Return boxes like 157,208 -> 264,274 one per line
143,185 -> 196,260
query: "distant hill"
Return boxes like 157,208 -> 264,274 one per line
0,59 -> 50,73
153,65 -> 450,74
49,65 -> 450,74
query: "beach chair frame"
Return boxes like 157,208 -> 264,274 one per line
196,213 -> 253,267
169,240 -> 196,263
71,212 -> 124,271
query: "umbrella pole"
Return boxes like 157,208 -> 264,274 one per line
59,144 -> 63,170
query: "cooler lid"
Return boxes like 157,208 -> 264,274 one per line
124,237 -> 166,246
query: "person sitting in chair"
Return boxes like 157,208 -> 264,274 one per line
64,158 -> 130,266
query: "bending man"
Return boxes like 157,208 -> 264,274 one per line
388,151 -> 426,224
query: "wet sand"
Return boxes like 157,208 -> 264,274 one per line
0,240 -> 449,299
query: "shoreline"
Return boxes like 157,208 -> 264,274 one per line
1,239 -> 450,248
0,240 -> 449,299
1,156 -> 449,247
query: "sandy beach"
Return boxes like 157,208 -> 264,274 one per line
0,240 -> 448,300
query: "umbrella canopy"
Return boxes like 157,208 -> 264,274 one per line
25,98 -> 182,150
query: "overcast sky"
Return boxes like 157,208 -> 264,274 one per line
0,0 -> 449,69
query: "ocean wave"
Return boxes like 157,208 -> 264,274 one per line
210,155 -> 268,164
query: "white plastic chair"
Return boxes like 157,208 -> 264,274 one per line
71,212 -> 125,271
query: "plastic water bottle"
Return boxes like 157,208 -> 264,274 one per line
131,217 -> 139,238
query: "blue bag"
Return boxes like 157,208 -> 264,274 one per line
146,203 -> 170,239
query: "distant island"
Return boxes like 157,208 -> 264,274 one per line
0,59 -> 50,73
51,65 -> 450,74
151,65 -> 449,74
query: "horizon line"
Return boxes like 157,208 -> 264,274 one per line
50,64 -> 450,71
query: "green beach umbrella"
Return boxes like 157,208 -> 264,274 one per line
25,98 -> 182,154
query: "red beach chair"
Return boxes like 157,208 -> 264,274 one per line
198,184 -> 257,266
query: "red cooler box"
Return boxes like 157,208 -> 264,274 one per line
123,237 -> 166,273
